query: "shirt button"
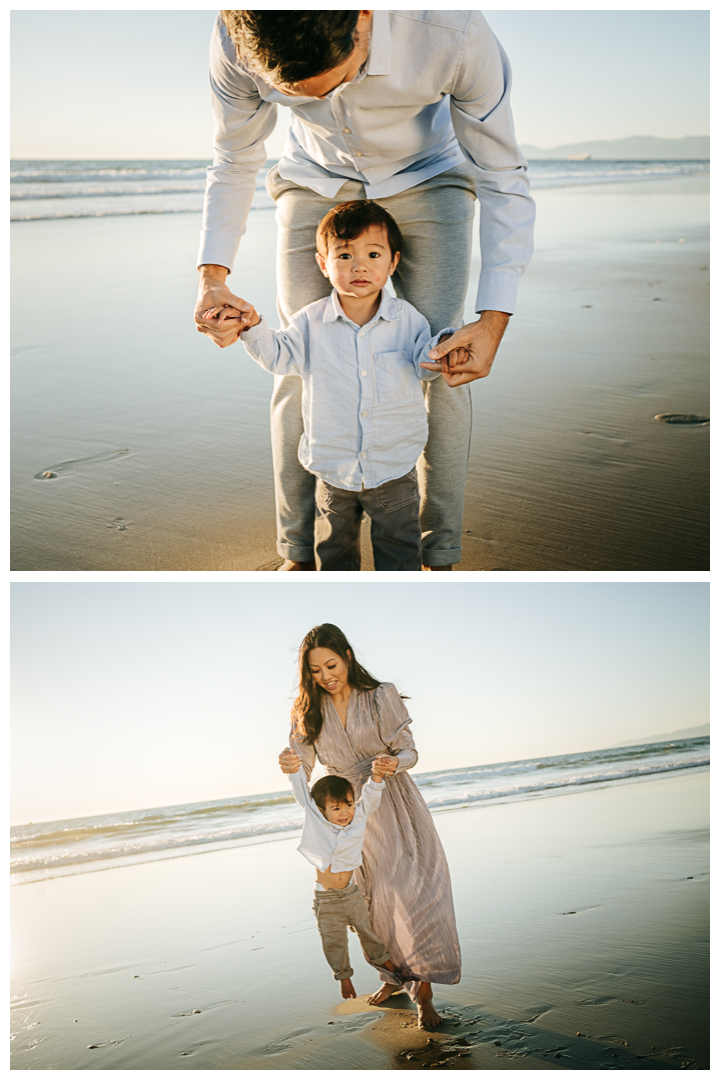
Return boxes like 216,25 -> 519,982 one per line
361,370 -> 368,377
361,452 -> 367,459
361,410 -> 368,418
359,330 -> 365,337
343,127 -> 352,133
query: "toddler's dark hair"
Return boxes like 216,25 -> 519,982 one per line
311,774 -> 355,810
316,200 -> 403,259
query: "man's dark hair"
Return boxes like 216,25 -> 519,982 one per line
222,11 -> 360,86
316,200 -> 403,260
311,774 -> 355,810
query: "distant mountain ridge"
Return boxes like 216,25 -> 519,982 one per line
521,135 -> 710,160
611,723 -> 709,749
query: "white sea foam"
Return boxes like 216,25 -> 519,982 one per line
10,736 -> 709,885
10,158 -> 709,222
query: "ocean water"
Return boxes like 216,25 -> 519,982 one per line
10,158 -> 710,221
11,736 -> 709,886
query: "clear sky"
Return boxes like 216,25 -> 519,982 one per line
11,583 -> 708,824
10,9 -> 709,159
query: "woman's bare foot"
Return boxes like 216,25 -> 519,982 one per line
422,565 -> 453,571
416,982 -> 442,1028
340,977 -> 357,999
278,560 -> 316,571
367,982 -> 396,1006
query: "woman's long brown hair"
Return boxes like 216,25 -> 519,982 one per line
291,624 -> 381,745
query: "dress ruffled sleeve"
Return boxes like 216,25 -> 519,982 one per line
375,683 -> 419,773
289,729 -> 316,782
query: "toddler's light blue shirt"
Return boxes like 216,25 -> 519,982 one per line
240,289 -> 452,492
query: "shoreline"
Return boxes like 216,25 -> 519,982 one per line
11,761 -> 709,888
11,175 -> 708,571
11,769 -> 709,1070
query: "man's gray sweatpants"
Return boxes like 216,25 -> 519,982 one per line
266,163 -> 477,567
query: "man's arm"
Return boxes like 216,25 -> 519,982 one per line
431,11 -> 535,383
195,16 -> 278,347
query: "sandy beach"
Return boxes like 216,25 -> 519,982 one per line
11,768 -> 708,1070
10,175 -> 708,570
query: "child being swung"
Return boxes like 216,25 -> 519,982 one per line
202,201 -> 466,571
279,747 -> 403,1000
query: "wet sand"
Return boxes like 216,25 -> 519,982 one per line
11,769 -> 709,1070
10,176 -> 708,570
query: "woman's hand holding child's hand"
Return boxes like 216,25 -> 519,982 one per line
372,754 -> 399,779
279,748 -> 301,774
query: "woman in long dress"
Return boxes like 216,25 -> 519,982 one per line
279,623 -> 461,1028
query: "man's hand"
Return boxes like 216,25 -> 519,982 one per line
279,748 -> 301,774
200,303 -> 261,331
420,310 -> 511,387
195,264 -> 255,349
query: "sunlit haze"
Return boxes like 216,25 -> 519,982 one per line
11,583 -> 708,824
10,10 -> 709,159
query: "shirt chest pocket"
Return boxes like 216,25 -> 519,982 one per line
373,350 -> 418,406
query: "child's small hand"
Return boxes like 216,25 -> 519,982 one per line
279,748 -> 301,774
200,302 -> 261,332
420,343 -> 472,387
371,754 -> 398,780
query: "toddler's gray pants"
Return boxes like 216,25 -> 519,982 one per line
266,163 -> 476,567
312,882 -> 393,981
315,468 -> 422,571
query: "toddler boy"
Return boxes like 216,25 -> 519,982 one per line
279,748 -> 402,999
205,201 -> 463,570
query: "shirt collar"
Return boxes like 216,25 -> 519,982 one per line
366,10 -> 391,75
324,11 -> 390,98
323,287 -> 401,325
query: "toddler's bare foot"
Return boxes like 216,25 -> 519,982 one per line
278,560 -> 317,571
367,982 -> 396,1006
416,982 -> 442,1028
422,564 -> 453,571
340,978 -> 357,999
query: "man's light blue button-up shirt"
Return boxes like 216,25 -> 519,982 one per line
240,289 -> 451,492
200,10 -> 535,315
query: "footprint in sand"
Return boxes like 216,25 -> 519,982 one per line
34,448 -> 133,480
108,517 -> 132,532
654,414 -> 709,426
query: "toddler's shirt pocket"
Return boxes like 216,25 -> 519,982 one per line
373,350 -> 418,406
